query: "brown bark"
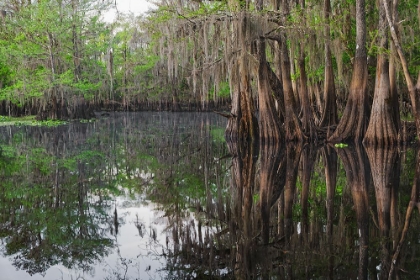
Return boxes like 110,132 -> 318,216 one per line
296,0 -> 316,141
266,61 -> 285,122
256,0 -> 282,143
280,37 -> 307,142
382,0 -> 420,141
225,12 -> 258,143
328,0 -> 369,143
278,0 -> 306,142
364,0 -> 399,147
298,42 -> 317,141
320,0 -> 338,129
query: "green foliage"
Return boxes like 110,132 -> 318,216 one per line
0,116 -> 67,127
334,143 -> 348,148
0,0 -> 112,114
0,62 -> 12,88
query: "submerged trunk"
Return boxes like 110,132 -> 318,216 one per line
322,145 -> 338,279
389,148 -> 420,278
299,144 -> 317,234
226,128 -> 258,279
259,141 -> 284,244
328,0 -> 369,143
336,145 -> 370,280
365,146 -> 400,279
283,142 -> 303,241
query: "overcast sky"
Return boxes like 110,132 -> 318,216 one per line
104,0 -> 155,22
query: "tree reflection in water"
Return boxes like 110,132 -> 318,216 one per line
0,112 -> 419,279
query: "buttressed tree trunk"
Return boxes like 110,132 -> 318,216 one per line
279,0 -> 306,142
382,0 -> 420,142
225,8 -> 258,144
363,0 -> 399,147
297,0 -> 317,141
320,0 -> 338,129
256,0 -> 282,143
328,0 -> 369,143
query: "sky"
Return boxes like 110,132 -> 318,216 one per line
104,0 -> 156,22
114,0 -> 155,14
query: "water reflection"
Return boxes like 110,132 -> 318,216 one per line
0,113 -> 419,279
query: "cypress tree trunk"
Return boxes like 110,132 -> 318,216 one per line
382,0 -> 420,142
363,0 -> 399,147
320,0 -> 338,129
298,42 -> 317,140
281,38 -> 306,142
277,0 -> 306,142
328,0 -> 369,143
225,11 -> 258,144
256,0 -> 282,143
265,60 -> 285,122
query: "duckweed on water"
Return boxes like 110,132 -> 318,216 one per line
0,116 -> 68,127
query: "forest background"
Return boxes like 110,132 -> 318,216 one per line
0,0 -> 419,146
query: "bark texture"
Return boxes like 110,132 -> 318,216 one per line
364,0 -> 399,147
328,0 -> 369,143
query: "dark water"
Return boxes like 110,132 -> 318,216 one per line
0,112 -> 419,279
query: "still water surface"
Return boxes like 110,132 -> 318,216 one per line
0,112 -> 419,279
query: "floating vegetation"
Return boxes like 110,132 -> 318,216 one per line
80,118 -> 96,123
0,116 -> 68,127
334,143 -> 349,148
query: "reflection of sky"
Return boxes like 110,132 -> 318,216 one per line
0,112 -> 227,279
1,199 -> 168,280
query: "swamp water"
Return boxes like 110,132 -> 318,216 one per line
0,112 -> 419,279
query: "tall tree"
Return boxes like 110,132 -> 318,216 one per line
363,0 -> 399,147
279,0 -> 306,142
328,0 -> 369,143
255,0 -> 282,143
382,0 -> 420,141
319,0 -> 338,129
